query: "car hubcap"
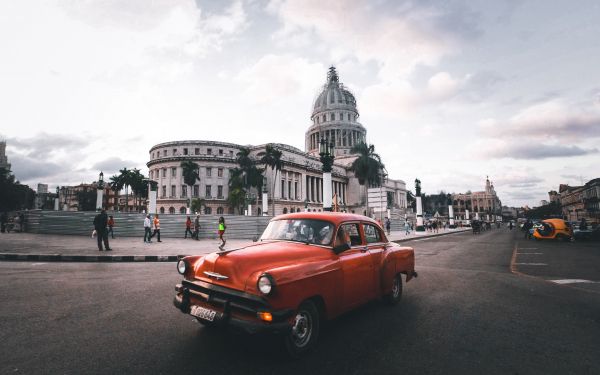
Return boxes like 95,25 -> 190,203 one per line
291,310 -> 312,348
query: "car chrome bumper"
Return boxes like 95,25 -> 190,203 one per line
173,283 -> 293,335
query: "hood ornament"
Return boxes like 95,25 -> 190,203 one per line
203,271 -> 229,280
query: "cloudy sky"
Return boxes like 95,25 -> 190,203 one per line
1,0 -> 599,207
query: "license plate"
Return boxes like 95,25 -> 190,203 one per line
190,305 -> 217,322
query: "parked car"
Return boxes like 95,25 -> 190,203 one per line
173,212 -> 417,357
532,218 -> 573,241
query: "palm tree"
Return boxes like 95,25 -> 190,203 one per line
260,144 -> 283,215
349,142 -> 386,216
181,160 -> 199,214
128,169 -> 146,212
116,168 -> 132,212
109,174 -> 124,211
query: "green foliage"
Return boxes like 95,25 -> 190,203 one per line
524,201 -> 562,219
109,167 -> 147,212
181,160 -> 199,187
191,198 -> 205,214
349,142 -> 385,187
76,188 -> 97,211
0,167 -> 35,211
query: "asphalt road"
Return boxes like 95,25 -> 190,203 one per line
1,229 -> 599,374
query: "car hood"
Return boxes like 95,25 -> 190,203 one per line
193,240 -> 335,292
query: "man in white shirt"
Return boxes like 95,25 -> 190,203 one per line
144,214 -> 152,243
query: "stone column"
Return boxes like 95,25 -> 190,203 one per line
96,188 -> 104,211
416,196 -> 424,232
449,205 -> 455,228
323,173 -> 332,211
465,209 -> 470,221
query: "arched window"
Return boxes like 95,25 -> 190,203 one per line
179,207 -> 186,214
217,207 -> 224,215
169,207 -> 175,214
160,207 -> 165,214
204,207 -> 212,215
283,208 -> 288,214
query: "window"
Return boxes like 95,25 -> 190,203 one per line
171,185 -> 176,197
162,168 -> 166,178
218,168 -> 223,178
161,186 -> 166,198
204,206 -> 212,214
205,185 -> 212,198
195,148 -> 200,155
181,185 -> 187,198
288,181 -> 292,200
183,148 -> 188,155
283,208 -> 288,214
331,113 -> 335,121
295,181 -> 299,200
207,148 -> 212,155
229,150 -> 234,157
193,185 -> 199,197
347,113 -> 351,121
322,114 -> 326,122
149,170 -> 153,179
217,207 -> 224,215
151,153 -> 154,159
281,180 -> 286,199
171,167 -> 176,177
338,223 -> 362,246
217,185 -> 223,198
169,207 -> 175,214
206,167 -> 212,177
219,149 -> 223,156
164,150 -> 168,156
160,207 -> 165,214
363,224 -> 383,244
180,207 -> 186,214
173,148 -> 177,155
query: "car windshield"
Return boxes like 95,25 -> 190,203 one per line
260,219 -> 335,246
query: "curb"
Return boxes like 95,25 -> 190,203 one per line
392,229 -> 470,243
0,253 -> 185,262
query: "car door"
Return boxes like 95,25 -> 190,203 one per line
363,222 -> 386,293
337,222 -> 376,309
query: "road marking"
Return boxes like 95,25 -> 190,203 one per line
516,252 -> 543,255
549,279 -> 599,285
411,238 -> 434,242
519,248 -> 538,250
515,263 -> 547,266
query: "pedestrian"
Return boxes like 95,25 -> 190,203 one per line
150,214 -> 162,242
523,220 -> 533,239
404,220 -> 411,235
193,214 -> 200,240
0,211 -> 7,233
509,221 -> 513,230
93,209 -> 111,251
432,221 -> 438,233
579,218 -> 588,230
144,214 -> 152,243
218,216 -> 227,250
184,216 -> 193,238
385,218 -> 391,235
107,215 -> 115,239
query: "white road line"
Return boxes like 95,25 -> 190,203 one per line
519,248 -> 538,250
549,279 -> 599,285
515,263 -> 547,266
517,252 -> 543,255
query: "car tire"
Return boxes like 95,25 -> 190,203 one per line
284,300 -> 320,358
384,274 -> 403,306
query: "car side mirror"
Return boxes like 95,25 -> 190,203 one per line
333,243 -> 351,254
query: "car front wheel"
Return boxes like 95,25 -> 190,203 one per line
284,300 -> 320,358
384,274 -> 403,306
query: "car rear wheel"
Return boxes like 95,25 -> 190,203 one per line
284,300 -> 320,358
384,274 -> 403,306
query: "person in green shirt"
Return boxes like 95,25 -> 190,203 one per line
218,216 -> 227,250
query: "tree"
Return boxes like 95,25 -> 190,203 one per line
349,142 -> 386,216
181,160 -> 199,214
227,148 -> 264,214
260,144 -> 284,215
128,169 -> 146,212
0,167 -> 35,211
109,174 -> 123,211
191,198 -> 205,214
76,187 -> 97,211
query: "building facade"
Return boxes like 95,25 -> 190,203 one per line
0,141 -> 10,171
147,67 -> 408,216
451,177 -> 502,220
559,178 -> 600,222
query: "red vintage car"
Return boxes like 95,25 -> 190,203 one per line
173,212 -> 417,357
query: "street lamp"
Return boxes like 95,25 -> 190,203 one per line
96,171 -> 105,211
319,138 -> 335,211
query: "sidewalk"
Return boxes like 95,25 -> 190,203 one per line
0,228 -> 470,262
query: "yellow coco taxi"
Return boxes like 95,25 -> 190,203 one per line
532,219 -> 573,241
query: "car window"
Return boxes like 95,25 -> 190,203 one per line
337,223 -> 362,247
363,223 -> 383,244
260,219 -> 334,246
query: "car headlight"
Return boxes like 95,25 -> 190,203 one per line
177,260 -> 187,275
257,274 -> 275,295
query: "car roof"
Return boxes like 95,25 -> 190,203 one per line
272,212 -> 380,227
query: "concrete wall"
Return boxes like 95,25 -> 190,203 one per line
24,210 -> 270,239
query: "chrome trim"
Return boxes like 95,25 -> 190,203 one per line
203,271 -> 229,280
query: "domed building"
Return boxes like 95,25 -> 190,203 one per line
147,67 -> 408,217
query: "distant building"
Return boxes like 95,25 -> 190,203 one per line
559,178 -> 600,222
539,200 -> 549,206
0,141 -> 10,171
451,177 -> 502,220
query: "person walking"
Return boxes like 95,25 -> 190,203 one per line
150,214 -> 162,242
385,218 -> 391,235
93,209 -> 111,251
193,214 -> 200,240
218,216 -> 227,250
404,220 -> 411,235
432,220 -> 438,233
184,216 -> 193,238
0,212 -> 7,233
523,220 -> 533,239
107,215 -> 115,239
144,214 -> 152,243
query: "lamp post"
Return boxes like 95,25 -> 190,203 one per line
54,186 -> 60,211
319,138 -> 335,211
96,171 -> 104,211
447,193 -> 455,229
262,176 -> 268,216
415,178 -> 425,232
